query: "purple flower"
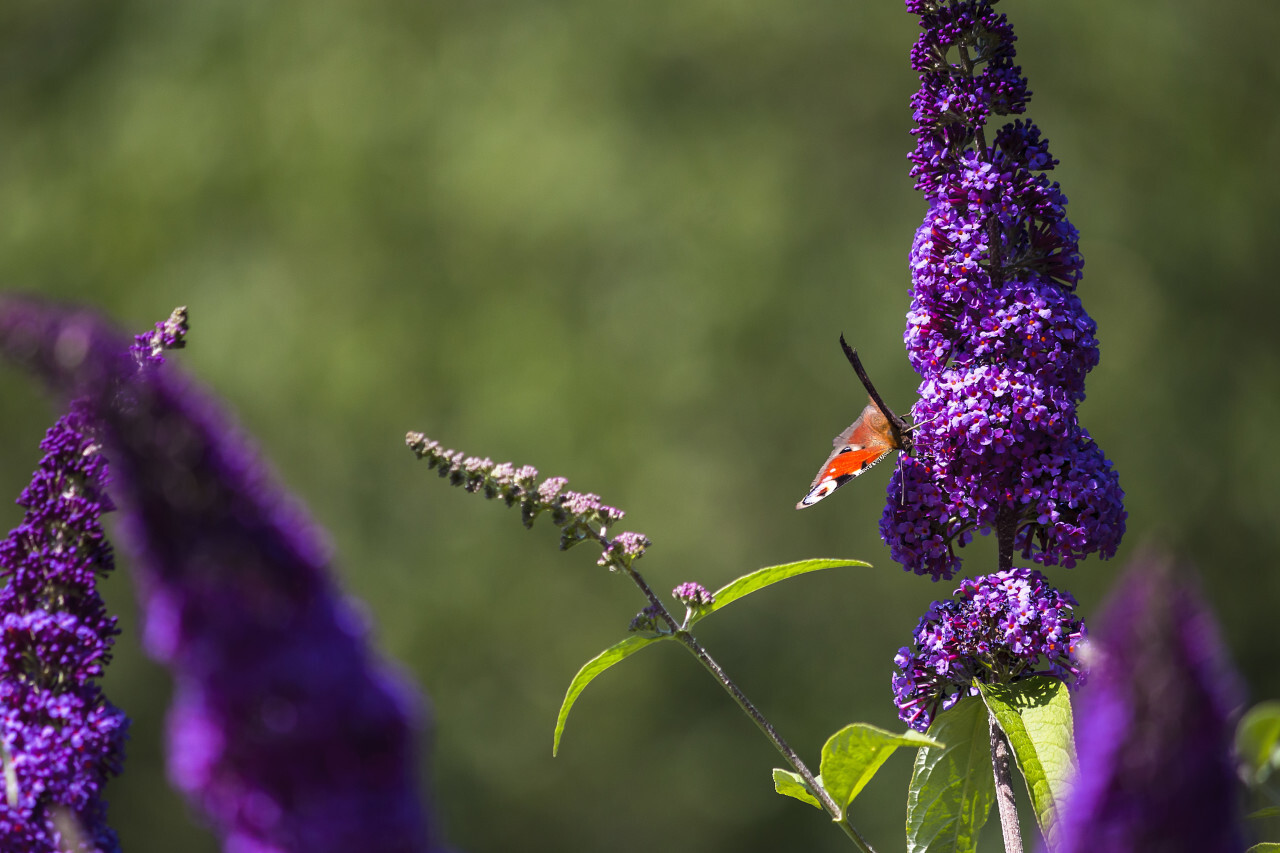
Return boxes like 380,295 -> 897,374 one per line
0,405 -> 129,852
628,604 -> 663,634
407,431 -> 638,566
891,568 -> 1085,732
671,582 -> 714,608
1,297 -> 445,853
886,0 -> 1124,579
598,533 -> 650,570
1055,559 -> 1244,852
130,306 -> 189,366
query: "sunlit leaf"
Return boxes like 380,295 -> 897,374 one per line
820,723 -> 942,812
906,699 -> 995,853
1237,701 -> 1280,785
689,559 -> 869,626
772,769 -> 823,810
978,678 -> 1076,847
553,635 -> 665,756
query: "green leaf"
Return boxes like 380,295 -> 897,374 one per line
689,558 -> 870,626
820,723 -> 943,812
1247,807 -> 1280,820
1246,844 -> 1280,852
772,769 -> 824,810
553,635 -> 665,756
977,678 -> 1077,848
1237,701 -> 1280,785
906,699 -> 996,853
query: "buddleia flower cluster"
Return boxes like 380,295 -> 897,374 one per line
0,405 -> 129,851
882,0 -> 1126,580
406,433 -> 650,572
1057,560 -> 1244,850
891,568 -> 1085,732
1,298 -> 446,853
0,309 -> 188,850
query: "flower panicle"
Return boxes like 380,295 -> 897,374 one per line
406,432 -> 647,573
891,567 -> 1086,732
0,407 -> 131,852
1057,558 -> 1245,850
884,0 -> 1125,579
2,299 -> 446,853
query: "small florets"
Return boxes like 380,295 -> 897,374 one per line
672,582 -> 715,608
890,0 -> 1124,578
407,434 -> 645,571
597,532 -> 651,569
891,568 -> 1085,732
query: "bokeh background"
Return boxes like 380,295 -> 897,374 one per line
1,1 -> 1276,850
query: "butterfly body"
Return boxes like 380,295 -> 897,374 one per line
796,398 -> 902,509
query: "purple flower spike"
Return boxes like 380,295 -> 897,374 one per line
1055,559 -> 1244,853
0,405 -> 129,852
888,0 -> 1125,579
0,298 -> 445,853
891,568 -> 1085,733
407,431 -> 642,570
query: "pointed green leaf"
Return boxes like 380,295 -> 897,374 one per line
977,678 -> 1077,848
1237,701 -> 1280,785
906,699 -> 996,853
820,723 -> 943,812
1246,844 -> 1280,852
553,635 -> 665,756
689,558 -> 870,626
772,769 -> 824,810
1247,807 -> 1280,821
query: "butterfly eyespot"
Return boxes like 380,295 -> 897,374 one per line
797,478 -> 840,508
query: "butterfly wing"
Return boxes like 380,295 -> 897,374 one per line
795,401 -> 899,509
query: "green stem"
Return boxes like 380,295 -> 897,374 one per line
673,630 -> 878,853
594,528 -> 878,850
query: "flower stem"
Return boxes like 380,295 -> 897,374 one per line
597,522 -> 876,851
996,511 -> 1017,571
674,630 -> 878,853
988,712 -> 1024,853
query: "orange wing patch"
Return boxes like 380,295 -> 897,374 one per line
796,400 -> 902,509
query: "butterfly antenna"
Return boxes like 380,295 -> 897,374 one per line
838,334 -> 912,451
905,410 -> 945,433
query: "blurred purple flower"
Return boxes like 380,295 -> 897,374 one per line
0,297 -> 446,853
0,404 -> 129,852
892,568 -> 1085,733
885,0 -> 1124,579
1055,559 -> 1244,853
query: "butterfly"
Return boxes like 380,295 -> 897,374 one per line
795,397 -> 904,509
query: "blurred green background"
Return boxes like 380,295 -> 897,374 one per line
1,0 -> 1276,850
